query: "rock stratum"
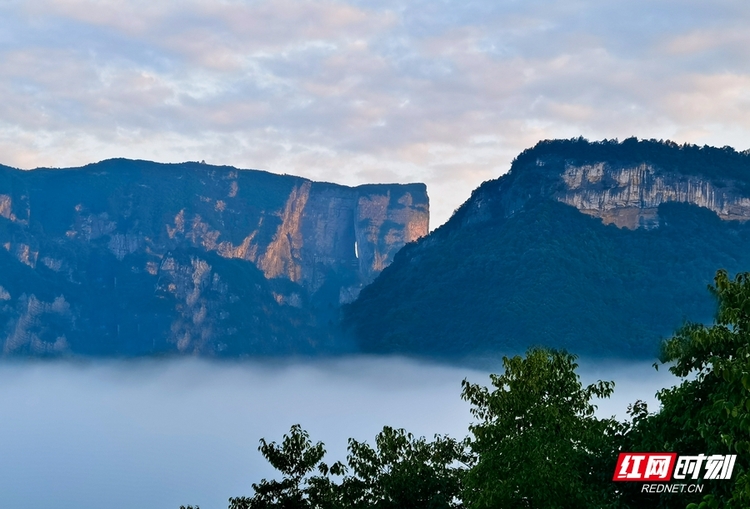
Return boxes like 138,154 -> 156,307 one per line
557,162 -> 750,229
456,139 -> 750,231
344,138 -> 750,359
0,159 -> 428,356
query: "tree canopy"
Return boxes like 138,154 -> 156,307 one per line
460,348 -> 620,509
228,424 -> 470,509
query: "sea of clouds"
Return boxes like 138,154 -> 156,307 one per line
0,356 -> 676,509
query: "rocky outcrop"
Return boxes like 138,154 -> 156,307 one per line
1,159 -> 427,287
0,159 -> 428,356
3,294 -> 73,355
254,181 -> 430,290
557,162 -> 750,229
258,182 -> 311,282
454,140 -> 750,232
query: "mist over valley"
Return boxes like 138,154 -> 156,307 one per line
0,356 -> 673,509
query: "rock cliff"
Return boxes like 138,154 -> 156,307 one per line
556,162 -> 750,229
454,138 -> 750,231
0,159 -> 428,356
344,138 -> 750,359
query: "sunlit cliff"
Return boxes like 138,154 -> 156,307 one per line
0,159 -> 428,356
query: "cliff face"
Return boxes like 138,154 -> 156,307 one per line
556,162 -> 750,229
255,181 -> 428,298
453,139 -> 750,232
0,159 -> 428,356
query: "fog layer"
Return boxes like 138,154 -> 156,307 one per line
0,357 -> 675,509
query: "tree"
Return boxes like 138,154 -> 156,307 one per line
228,424 -> 342,509
337,426 -> 472,509
648,270 -> 750,508
460,348 -> 621,509
230,425 -> 471,509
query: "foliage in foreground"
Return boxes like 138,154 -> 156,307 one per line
460,349 -> 621,508
221,269 -> 750,509
228,424 -> 471,509
623,269 -> 750,508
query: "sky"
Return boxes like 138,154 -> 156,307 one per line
0,357 -> 674,509
1,1 -> 749,227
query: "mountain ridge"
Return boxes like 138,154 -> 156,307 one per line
344,138 -> 750,359
446,137 -> 750,232
0,158 -> 428,356
6,139 -> 750,360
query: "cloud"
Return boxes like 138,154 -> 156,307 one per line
0,357 -> 673,509
1,0 -> 749,227
0,357 -> 482,509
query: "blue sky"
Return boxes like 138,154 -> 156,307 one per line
1,0 -> 749,227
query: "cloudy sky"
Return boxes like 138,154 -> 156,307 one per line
1,0 -> 749,227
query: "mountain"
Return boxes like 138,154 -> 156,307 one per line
343,138 -> 750,359
0,159 -> 428,356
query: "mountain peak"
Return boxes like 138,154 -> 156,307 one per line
451,138 -> 750,231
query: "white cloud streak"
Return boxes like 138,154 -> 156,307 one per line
1,0 -> 749,227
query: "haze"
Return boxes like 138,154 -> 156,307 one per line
0,356 -> 676,509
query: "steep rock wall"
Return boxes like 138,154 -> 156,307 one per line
0,159 -> 428,356
0,160 -> 427,289
557,162 -> 750,229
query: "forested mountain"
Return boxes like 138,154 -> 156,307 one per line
0,159 -> 427,356
343,138 -> 750,358
5,139 -> 750,360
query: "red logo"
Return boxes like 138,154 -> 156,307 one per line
613,453 -> 677,481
